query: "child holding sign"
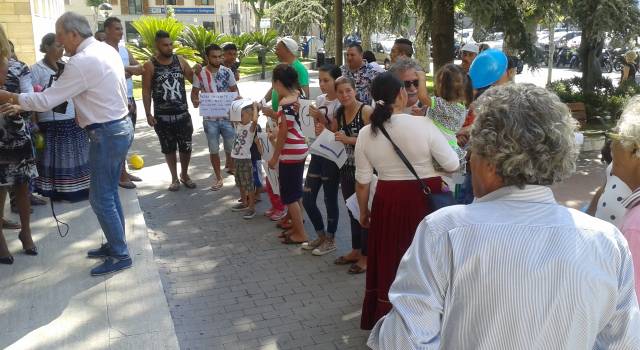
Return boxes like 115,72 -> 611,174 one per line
230,101 -> 259,219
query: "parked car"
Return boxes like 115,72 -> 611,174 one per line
372,41 -> 392,68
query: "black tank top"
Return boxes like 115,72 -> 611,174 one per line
152,55 -> 188,116
622,62 -> 637,82
338,103 -> 365,166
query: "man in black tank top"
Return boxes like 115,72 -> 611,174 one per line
142,30 -> 197,191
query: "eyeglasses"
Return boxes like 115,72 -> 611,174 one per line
606,132 -> 638,144
404,79 -> 419,89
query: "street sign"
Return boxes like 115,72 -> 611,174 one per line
260,18 -> 271,29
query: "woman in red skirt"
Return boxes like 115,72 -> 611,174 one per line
354,72 -> 460,330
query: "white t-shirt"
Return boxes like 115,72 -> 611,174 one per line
315,94 -> 341,124
231,123 -> 254,160
355,113 -> 460,183
596,163 -> 632,228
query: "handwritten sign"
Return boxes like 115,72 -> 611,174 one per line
345,175 -> 378,224
298,99 -> 316,139
230,98 -> 254,122
199,92 -> 238,117
256,132 -> 280,195
309,129 -> 348,168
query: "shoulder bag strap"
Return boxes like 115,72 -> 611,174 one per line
379,124 -> 431,195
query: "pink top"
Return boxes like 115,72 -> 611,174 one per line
620,188 -> 640,303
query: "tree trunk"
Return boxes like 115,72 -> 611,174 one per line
414,14 -> 430,73
431,0 -> 454,74
334,0 -> 343,66
580,30 -> 602,93
361,26 -> 372,51
547,22 -> 555,86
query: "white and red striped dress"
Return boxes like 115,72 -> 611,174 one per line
278,103 -> 308,164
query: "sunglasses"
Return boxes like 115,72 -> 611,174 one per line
404,79 -> 419,88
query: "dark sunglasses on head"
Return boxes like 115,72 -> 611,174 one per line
404,79 -> 419,88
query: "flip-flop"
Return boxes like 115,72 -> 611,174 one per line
168,182 -> 180,192
334,256 -> 359,265
119,180 -> 136,189
180,178 -> 197,189
281,236 -> 307,245
348,264 -> 367,274
209,179 -> 223,191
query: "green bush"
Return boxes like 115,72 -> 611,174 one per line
548,77 -> 640,122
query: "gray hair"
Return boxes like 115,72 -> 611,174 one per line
57,12 -> 92,39
388,58 -> 422,76
616,95 -> 640,158
470,84 -> 578,188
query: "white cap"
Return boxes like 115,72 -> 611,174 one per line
278,37 -> 298,56
230,98 -> 254,122
461,43 -> 479,54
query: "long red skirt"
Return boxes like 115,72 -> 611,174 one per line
360,177 -> 446,330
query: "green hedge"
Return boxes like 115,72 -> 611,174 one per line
548,77 -> 640,122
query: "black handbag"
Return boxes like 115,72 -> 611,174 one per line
379,124 -> 456,211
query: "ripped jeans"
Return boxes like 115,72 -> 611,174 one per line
302,155 -> 340,238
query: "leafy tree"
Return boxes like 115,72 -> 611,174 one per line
570,0 -> 640,93
127,16 -> 201,63
270,0 -> 327,38
242,0 -> 280,30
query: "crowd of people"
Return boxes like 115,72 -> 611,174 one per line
0,10 -> 639,347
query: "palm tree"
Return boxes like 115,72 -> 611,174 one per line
181,25 -> 225,62
127,16 -> 201,63
246,30 -> 279,79
219,32 -> 255,65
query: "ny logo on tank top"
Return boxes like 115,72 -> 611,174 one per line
162,78 -> 182,101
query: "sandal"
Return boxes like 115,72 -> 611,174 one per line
180,176 -> 197,189
210,179 -> 223,191
281,236 -> 307,245
277,219 -> 293,229
168,181 -> 180,192
348,264 -> 367,274
119,180 -> 136,189
277,230 -> 292,239
334,256 -> 359,265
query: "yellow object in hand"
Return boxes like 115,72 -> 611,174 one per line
129,154 -> 144,169
34,133 -> 45,151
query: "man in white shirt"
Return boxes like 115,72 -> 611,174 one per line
0,12 -> 135,276
368,84 -> 640,349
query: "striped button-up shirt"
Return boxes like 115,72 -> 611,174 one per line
368,185 -> 640,350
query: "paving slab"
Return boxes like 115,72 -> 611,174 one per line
0,188 -> 179,349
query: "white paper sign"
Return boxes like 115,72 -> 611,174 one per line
199,92 -> 238,117
297,99 -> 316,139
256,132 -> 280,195
309,129 -> 348,168
345,175 -> 378,225
229,98 -> 254,122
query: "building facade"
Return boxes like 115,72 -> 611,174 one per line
0,0 -> 66,64
65,0 -> 256,43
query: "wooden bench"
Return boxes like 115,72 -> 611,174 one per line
567,102 -> 587,128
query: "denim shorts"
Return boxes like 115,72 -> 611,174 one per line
203,119 -> 236,154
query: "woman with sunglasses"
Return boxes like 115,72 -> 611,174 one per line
301,64 -> 342,256
333,76 -> 373,274
610,96 -> 640,301
31,33 -> 90,202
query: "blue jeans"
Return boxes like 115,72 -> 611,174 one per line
303,155 -> 340,237
203,119 -> 235,154
87,118 -> 134,257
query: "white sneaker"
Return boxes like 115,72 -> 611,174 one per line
302,236 -> 325,251
312,239 -> 336,256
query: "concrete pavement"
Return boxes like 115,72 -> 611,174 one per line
0,188 -> 179,349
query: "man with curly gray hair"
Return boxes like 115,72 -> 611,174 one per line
368,84 -> 640,349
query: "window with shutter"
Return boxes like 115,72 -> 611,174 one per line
121,0 -> 128,14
